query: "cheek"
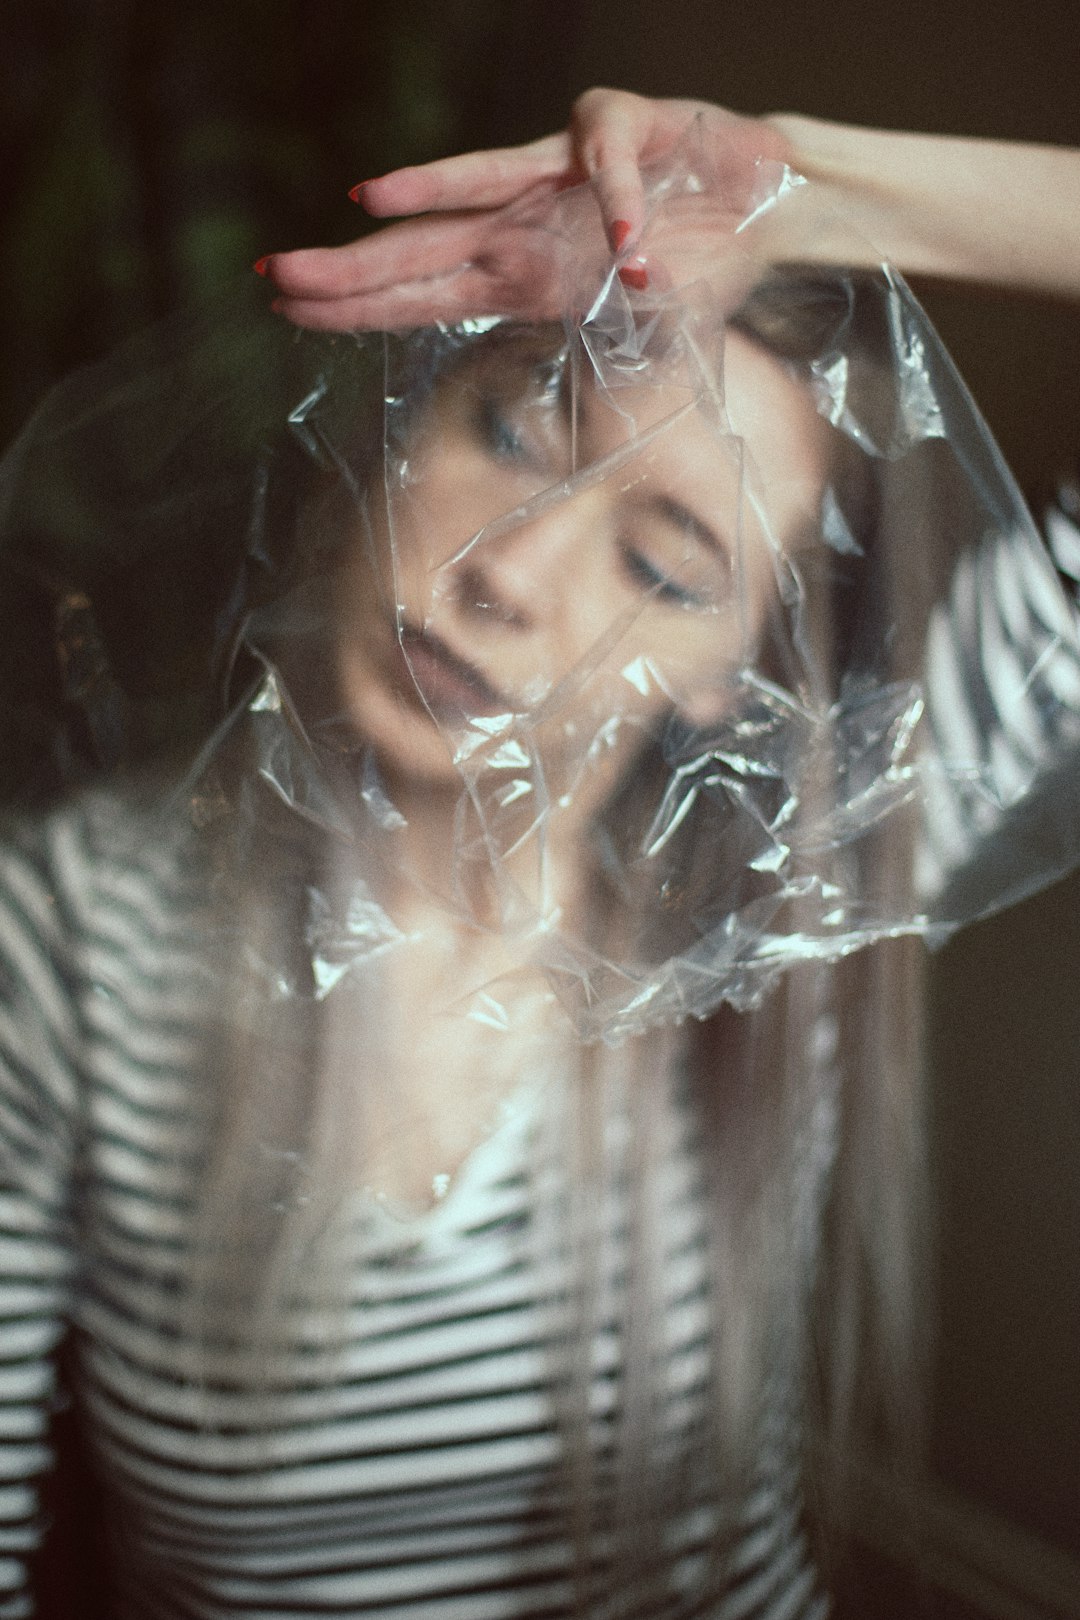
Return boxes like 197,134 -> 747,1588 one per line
622,594 -> 770,732
376,496 -> 468,624
569,624 -> 713,741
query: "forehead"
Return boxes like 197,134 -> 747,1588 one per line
714,330 -> 831,500
454,327 -> 828,500
580,330 -> 831,548
422,329 -> 831,573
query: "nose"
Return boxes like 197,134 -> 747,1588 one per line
448,501 -> 588,632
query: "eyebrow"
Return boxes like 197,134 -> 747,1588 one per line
646,493 -> 731,565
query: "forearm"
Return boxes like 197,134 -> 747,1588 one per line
266,91 -> 1080,330
768,115 -> 1080,299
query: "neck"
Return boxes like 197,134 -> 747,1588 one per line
372,756 -> 595,947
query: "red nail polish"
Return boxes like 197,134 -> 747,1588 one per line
253,255 -> 272,278
610,219 -> 632,253
348,181 -> 371,206
618,264 -> 649,291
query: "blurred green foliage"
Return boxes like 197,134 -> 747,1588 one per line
0,0 -> 525,452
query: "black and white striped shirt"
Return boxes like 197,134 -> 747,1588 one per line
0,800 -> 828,1619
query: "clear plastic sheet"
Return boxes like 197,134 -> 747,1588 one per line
2,144 -> 1080,1067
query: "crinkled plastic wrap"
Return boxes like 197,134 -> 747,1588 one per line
2,147 -> 1080,1069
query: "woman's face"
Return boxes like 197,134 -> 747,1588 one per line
336,328 -> 828,805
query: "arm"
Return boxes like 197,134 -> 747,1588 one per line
264,90 -> 1080,329
0,830 -> 80,1614
769,116 -> 1080,300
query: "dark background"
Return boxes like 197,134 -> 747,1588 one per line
3,1 -> 1078,1614
5,0 -> 1080,488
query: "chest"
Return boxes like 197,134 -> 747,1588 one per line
72,1077 -> 720,1614
322,931 -> 574,1210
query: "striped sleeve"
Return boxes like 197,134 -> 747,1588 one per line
917,504 -> 1080,913
0,829 -> 81,1616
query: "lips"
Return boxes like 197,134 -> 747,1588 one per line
397,626 -> 512,719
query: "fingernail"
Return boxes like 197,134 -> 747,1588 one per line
610,219 -> 632,254
253,255 -> 273,277
618,263 -> 649,291
348,181 -> 372,206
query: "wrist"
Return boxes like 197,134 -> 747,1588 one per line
759,115 -> 935,273
760,117 -> 1080,297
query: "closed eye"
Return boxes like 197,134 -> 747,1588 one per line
477,397 -> 533,465
621,546 -> 709,609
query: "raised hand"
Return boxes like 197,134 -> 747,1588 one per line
264,90 -> 794,331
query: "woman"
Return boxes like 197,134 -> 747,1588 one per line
1,94 -> 1078,1618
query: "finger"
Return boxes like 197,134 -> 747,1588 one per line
266,214 -> 497,301
570,90 -> 653,248
271,262 -> 548,332
269,290 -> 430,332
356,132 -> 572,217
591,158 -> 649,253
